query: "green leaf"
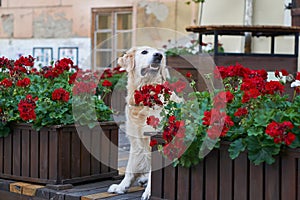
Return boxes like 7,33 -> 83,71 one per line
246,136 -> 280,165
228,138 -> 246,160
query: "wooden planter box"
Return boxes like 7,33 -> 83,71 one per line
0,122 -> 118,185
151,141 -> 299,200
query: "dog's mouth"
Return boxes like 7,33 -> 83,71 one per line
141,63 -> 161,76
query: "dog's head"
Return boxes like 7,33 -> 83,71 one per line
118,46 -> 168,87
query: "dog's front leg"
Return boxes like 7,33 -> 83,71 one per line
107,153 -> 137,194
141,171 -> 151,200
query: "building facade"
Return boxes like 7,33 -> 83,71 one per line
0,0 -> 296,70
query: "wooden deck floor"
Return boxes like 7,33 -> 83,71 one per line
0,178 -> 145,200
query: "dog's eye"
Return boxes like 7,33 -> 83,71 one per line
141,50 -> 148,55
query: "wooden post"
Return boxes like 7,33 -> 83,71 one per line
244,0 -> 253,54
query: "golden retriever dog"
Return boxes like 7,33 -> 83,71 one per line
108,46 -> 168,200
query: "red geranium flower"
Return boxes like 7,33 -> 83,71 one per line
265,121 -> 296,146
102,80 -> 113,87
16,77 -> 31,87
52,88 -> 70,102
146,116 -> 160,129
18,94 -> 37,121
0,78 -> 13,88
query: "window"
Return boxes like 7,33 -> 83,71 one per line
92,7 -> 133,69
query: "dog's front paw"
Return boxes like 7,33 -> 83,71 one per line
141,186 -> 151,200
107,184 -> 127,194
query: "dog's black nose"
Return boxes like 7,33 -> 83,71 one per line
153,52 -> 163,63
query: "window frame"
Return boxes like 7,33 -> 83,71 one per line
91,7 -> 133,69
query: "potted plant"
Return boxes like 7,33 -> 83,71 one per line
135,64 -> 300,199
0,56 -> 121,185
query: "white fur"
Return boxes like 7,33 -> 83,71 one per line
108,46 -> 168,200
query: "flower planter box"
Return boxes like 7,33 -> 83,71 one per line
150,135 -> 299,200
0,122 -> 118,185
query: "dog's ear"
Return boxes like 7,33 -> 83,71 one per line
160,53 -> 170,80
118,47 -> 136,72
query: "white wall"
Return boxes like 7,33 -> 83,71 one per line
0,38 -> 91,69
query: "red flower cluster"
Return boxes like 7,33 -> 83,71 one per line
234,107 -> 248,117
100,66 -> 126,79
52,88 -> 70,102
0,78 -> 13,88
102,80 -> 112,87
213,91 -> 234,109
163,80 -> 187,93
265,121 -> 296,145
16,77 -> 31,87
73,81 -> 97,95
41,58 -> 77,79
134,84 -> 171,107
163,116 -> 185,143
162,116 -> 186,160
0,57 -> 12,68
14,55 -> 34,67
275,69 -> 289,78
202,109 -> 234,139
146,115 -> 160,129
18,95 -> 37,121
216,64 -> 285,103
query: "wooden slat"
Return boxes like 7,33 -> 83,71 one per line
219,147 -> 233,200
163,164 -> 176,200
12,128 -> 21,176
71,129 -> 81,178
265,158 -> 280,200
21,129 -> 30,177
39,129 -> 49,180
109,128 -> 119,172
3,134 -> 12,175
91,128 -> 101,175
233,152 -> 248,200
81,129 -> 91,177
100,128 -> 109,174
205,150 -> 218,200
177,166 -> 190,200
48,130 -> 58,180
281,155 -> 296,200
59,129 -> 71,181
0,137 -> 3,173
30,130 -> 39,178
151,151 -> 164,198
249,162 -> 263,200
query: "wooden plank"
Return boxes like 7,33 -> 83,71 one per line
81,186 -> 144,200
22,184 -> 45,196
205,149 -> 219,200
39,129 -> 49,180
177,166 -> 190,200
109,128 -> 119,172
48,130 -> 58,180
90,128 -> 101,175
30,130 -> 39,178
163,164 -> 176,200
233,152 -> 248,200
81,128 -> 91,177
100,128 -> 109,174
249,162 -> 263,200
59,129 -> 71,181
281,155 -> 296,200
0,137 -> 4,173
10,182 -> 31,194
151,151 -> 164,198
219,147 -> 233,200
21,129 -> 30,177
12,128 -> 21,176
265,157 -> 280,200
3,134 -> 12,175
71,129 -> 81,178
